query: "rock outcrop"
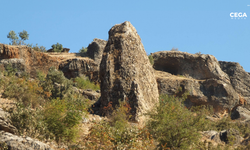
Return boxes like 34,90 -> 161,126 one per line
219,61 -> 250,105
59,58 -> 99,82
231,106 -> 250,121
0,44 -> 61,77
0,58 -> 26,73
0,131 -> 53,150
152,51 -> 230,83
99,21 -> 159,122
155,73 -> 238,112
202,129 -> 243,146
47,48 -> 70,53
87,38 -> 107,67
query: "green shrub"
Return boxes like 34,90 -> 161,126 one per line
2,76 -> 44,107
4,64 -> 17,76
148,55 -> 154,66
146,94 -> 211,149
82,100 -> 154,149
79,47 -> 87,53
51,42 -> 63,52
7,102 -> 48,139
43,97 -> 87,144
36,70 -> 46,82
41,67 -> 72,99
74,75 -> 100,91
29,44 -> 46,52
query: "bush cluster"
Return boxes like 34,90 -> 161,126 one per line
82,100 -> 154,149
1,67 -> 90,146
74,75 -> 100,91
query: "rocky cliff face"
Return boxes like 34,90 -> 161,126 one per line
59,58 -> 99,82
219,61 -> 250,105
152,51 -> 230,83
99,21 -> 159,122
153,52 -> 240,112
0,44 -> 99,81
0,44 -> 61,77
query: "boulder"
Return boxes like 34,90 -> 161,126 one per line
0,131 -> 53,150
219,61 -> 250,105
99,21 -> 159,122
231,106 -> 250,121
87,38 -> 107,67
203,129 -> 243,146
59,58 -> 99,83
219,129 -> 243,145
152,51 -> 230,83
80,89 -> 101,101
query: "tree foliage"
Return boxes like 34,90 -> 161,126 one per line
51,42 -> 63,52
7,30 -> 19,45
146,94 -> 211,149
18,30 -> 29,41
7,30 -> 29,45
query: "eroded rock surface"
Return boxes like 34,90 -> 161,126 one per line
220,61 -> 250,105
0,44 -> 61,77
0,131 -> 53,150
152,52 -> 230,83
155,70 -> 238,112
87,38 -> 107,67
100,21 -> 159,122
59,58 -> 99,82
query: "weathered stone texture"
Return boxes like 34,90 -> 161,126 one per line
59,58 -> 99,82
100,21 -> 159,122
219,61 -> 250,105
87,38 -> 107,67
152,51 -> 230,83
0,44 -> 61,77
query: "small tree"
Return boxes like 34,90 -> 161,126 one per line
7,30 -> 29,45
18,30 -> 29,45
79,47 -> 87,53
7,30 -> 19,45
79,47 -> 88,57
51,43 -> 63,52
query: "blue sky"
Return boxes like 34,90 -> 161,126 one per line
1,1 -> 250,71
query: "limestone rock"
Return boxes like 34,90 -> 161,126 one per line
0,58 -> 26,73
155,70 -> 238,112
99,21 -> 159,122
59,58 -> 99,82
203,129 -> 243,146
87,38 -> 107,67
219,61 -> 250,105
219,129 -> 243,145
80,89 -> 101,101
0,109 -> 17,134
0,44 -> 61,78
231,106 -> 250,121
152,51 -> 230,83
0,131 -> 53,150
